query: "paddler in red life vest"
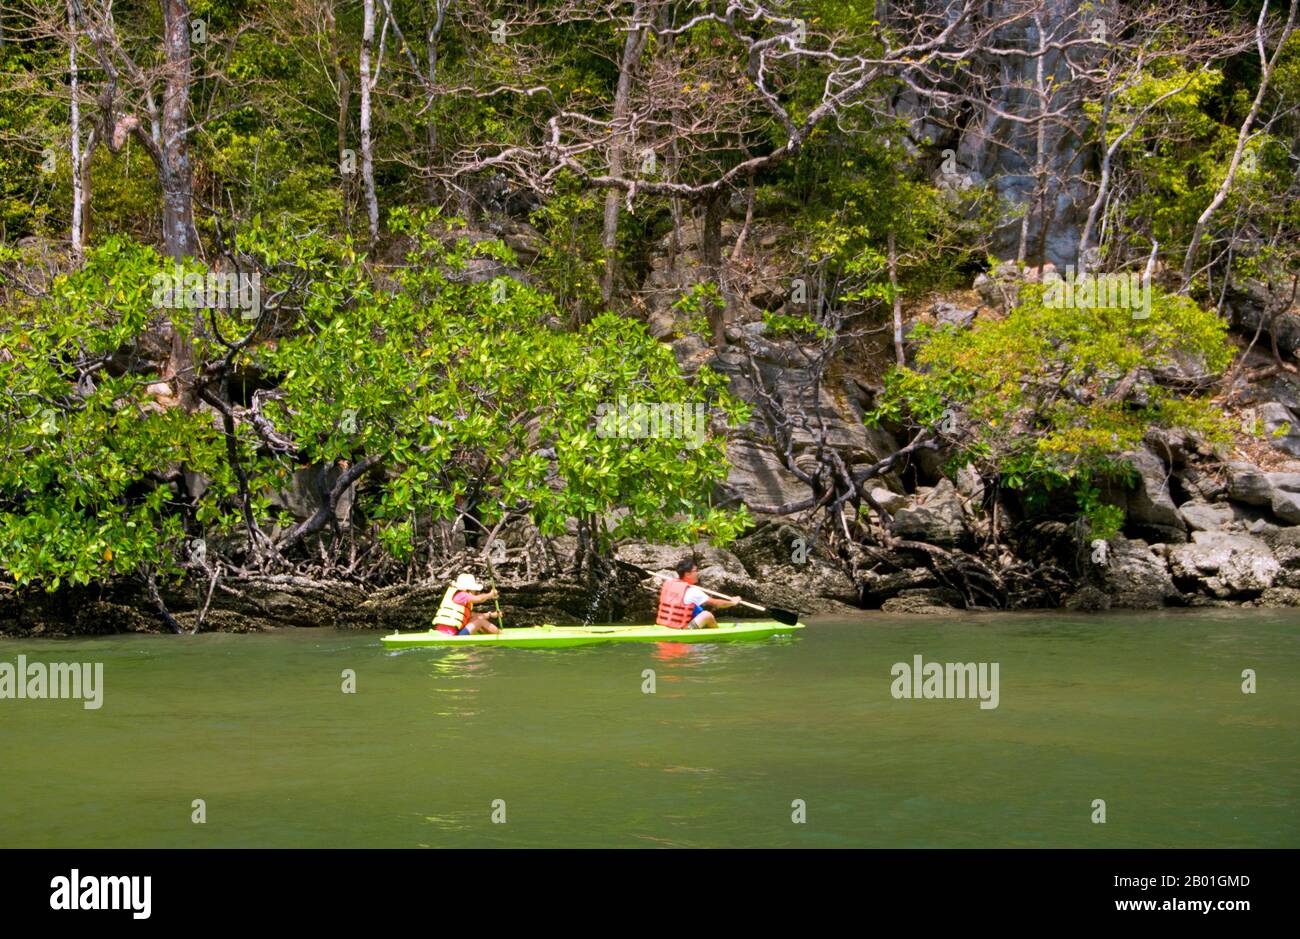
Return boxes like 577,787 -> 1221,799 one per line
656,559 -> 740,629
432,573 -> 502,636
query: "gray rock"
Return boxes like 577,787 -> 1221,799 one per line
858,567 -> 939,605
615,542 -> 749,582
1268,543 -> 1300,572
1094,537 -> 1177,609
1107,447 -> 1185,539
1168,531 -> 1279,598
1261,527 -> 1300,570
931,302 -> 977,329
724,439 -> 811,511
1226,461 -> 1274,506
1065,585 -> 1111,611
1178,501 -> 1235,532
955,464 -> 986,502
1270,489 -> 1300,524
1181,465 -> 1226,502
1257,402 -> 1300,457
727,524 -> 861,610
268,464 -> 356,524
868,486 -> 908,515
1248,517 -> 1280,536
1266,472 -> 1300,493
1208,551 -> 1280,597
1224,462 -> 1300,523
973,268 -> 1021,312
1223,280 -> 1300,360
1255,587 -> 1300,607
891,478 -> 970,546
881,588 -> 962,614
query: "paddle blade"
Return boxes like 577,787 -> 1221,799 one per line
768,607 -> 801,627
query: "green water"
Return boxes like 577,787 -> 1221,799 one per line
1,610 -> 1296,848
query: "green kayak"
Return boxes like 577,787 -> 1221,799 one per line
382,619 -> 804,649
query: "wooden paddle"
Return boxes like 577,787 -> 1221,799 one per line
483,551 -> 505,628
643,568 -> 802,627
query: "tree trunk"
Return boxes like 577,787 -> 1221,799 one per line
359,0 -> 380,244
324,0 -> 352,228
159,0 -> 200,410
1181,0 -> 1297,289
600,0 -> 650,306
67,0 -> 82,261
701,189 -> 727,347
888,229 -> 904,364
423,1 -> 448,204
159,0 -> 198,261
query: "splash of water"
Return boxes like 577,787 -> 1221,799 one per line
580,575 -> 615,627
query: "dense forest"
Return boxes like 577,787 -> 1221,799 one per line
2,0 -> 1300,632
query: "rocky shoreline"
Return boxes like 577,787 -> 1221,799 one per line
4,484 -> 1300,638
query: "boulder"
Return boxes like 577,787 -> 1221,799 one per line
616,542 -> 749,583
1226,461 -> 1275,507
1271,488 -> 1300,524
1168,531 -> 1279,598
1108,447 -> 1186,541
891,478 -> 970,546
1256,587 -> 1300,607
268,464 -> 357,524
1065,585 -> 1110,611
858,567 -> 939,606
1225,461 -> 1300,523
1258,402 -> 1300,457
881,588 -> 963,614
1181,465 -> 1226,502
1212,551 -> 1281,597
931,301 -> 977,329
955,463 -> 986,503
1092,537 -> 1177,609
1178,501 -> 1235,533
727,525 -> 861,611
724,439 -> 813,511
868,486 -> 908,515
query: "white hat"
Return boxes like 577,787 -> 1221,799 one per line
454,573 -> 484,592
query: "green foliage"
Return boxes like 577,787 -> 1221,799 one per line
763,311 -> 831,341
203,126 -> 342,230
789,129 -> 988,334
1096,60 -> 1231,259
527,177 -> 604,322
1076,485 -> 1126,541
671,283 -> 724,340
255,208 -> 750,553
0,216 -> 751,589
870,284 -> 1235,527
0,239 -> 240,590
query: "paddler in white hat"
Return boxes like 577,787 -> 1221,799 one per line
432,573 -> 502,636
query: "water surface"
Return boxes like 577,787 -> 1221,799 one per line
1,610 -> 1296,847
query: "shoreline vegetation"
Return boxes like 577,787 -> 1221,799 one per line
4,2 -> 1300,635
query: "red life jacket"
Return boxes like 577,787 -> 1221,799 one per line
656,579 -> 696,629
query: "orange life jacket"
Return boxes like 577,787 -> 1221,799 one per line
433,586 -> 472,634
656,579 -> 696,629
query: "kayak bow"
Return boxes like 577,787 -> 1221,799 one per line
381,619 -> 804,649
